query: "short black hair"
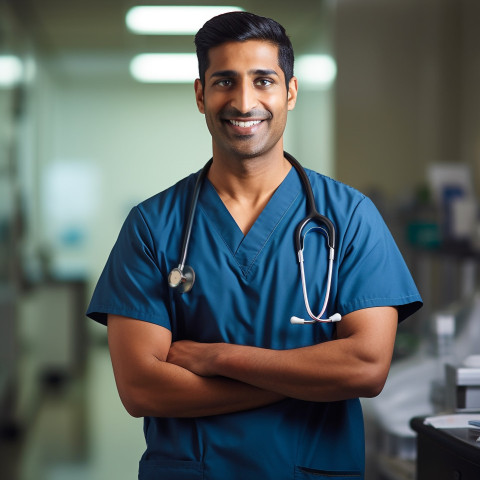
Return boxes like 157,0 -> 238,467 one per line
194,11 -> 294,89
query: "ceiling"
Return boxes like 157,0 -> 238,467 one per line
4,0 -> 331,59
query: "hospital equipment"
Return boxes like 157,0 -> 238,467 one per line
167,152 -> 342,324
446,359 -> 480,413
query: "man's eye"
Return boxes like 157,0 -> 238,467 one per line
215,79 -> 233,87
255,78 -> 273,87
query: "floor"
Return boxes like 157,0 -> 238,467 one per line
1,345 -> 145,480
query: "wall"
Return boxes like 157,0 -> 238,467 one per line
334,0 -> 480,199
459,0 -> 480,191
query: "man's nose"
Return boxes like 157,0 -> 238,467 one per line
230,81 -> 258,114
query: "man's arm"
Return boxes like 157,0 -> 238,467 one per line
107,314 -> 285,418
167,306 -> 398,402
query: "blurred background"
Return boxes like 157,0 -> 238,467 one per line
1,0 -> 480,479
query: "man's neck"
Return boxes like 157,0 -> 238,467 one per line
207,150 -> 292,235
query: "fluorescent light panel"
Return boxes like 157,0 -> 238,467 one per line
126,6 -> 245,35
130,53 -> 198,83
296,55 -> 337,88
0,55 -> 23,87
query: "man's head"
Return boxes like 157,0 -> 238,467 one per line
195,11 -> 294,89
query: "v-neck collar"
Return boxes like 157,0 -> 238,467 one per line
198,165 -> 303,276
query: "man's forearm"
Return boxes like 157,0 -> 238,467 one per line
107,314 -> 284,419
205,341 -> 380,401
119,357 -> 284,418
169,340 -> 373,402
167,307 -> 398,403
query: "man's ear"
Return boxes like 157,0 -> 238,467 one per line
194,78 -> 205,114
287,76 -> 298,111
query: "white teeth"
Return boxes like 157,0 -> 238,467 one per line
230,120 -> 262,127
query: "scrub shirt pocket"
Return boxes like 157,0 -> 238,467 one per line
294,466 -> 362,479
138,459 -> 204,480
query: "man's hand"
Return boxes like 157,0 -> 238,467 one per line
167,340 -> 223,377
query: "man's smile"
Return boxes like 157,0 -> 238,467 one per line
229,119 -> 262,127
219,116 -> 267,137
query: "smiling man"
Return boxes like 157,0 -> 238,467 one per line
87,11 -> 422,480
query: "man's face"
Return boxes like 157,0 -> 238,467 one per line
195,40 -> 297,161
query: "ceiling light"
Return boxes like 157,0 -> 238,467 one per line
0,55 -> 23,88
126,6 -> 245,35
296,55 -> 337,89
130,53 -> 198,83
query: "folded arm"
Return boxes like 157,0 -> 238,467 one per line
108,306 -> 397,418
167,306 -> 398,402
107,314 -> 285,418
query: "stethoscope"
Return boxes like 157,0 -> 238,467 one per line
168,152 -> 342,324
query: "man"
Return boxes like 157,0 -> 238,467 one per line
87,11 -> 422,480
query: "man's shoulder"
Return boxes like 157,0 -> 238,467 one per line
138,170 -> 200,213
304,168 -> 367,204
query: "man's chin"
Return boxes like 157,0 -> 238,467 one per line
227,141 -> 271,159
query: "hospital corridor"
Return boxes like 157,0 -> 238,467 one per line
1,341 -> 145,480
2,1 -> 480,479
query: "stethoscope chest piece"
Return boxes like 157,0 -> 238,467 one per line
168,265 -> 195,293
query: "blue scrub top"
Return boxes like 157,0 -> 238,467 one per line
87,163 -> 422,480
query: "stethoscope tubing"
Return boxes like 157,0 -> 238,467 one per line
177,158 -> 212,271
298,247 -> 335,323
286,152 -> 336,251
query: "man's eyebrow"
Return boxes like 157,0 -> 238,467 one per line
251,69 -> 279,77
209,68 -> 280,79
210,70 -> 238,79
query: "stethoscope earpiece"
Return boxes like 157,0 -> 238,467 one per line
290,312 -> 342,324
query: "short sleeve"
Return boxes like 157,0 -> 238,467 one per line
336,197 -> 422,322
86,206 -> 171,329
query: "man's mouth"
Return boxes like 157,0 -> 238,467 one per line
229,119 -> 263,128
